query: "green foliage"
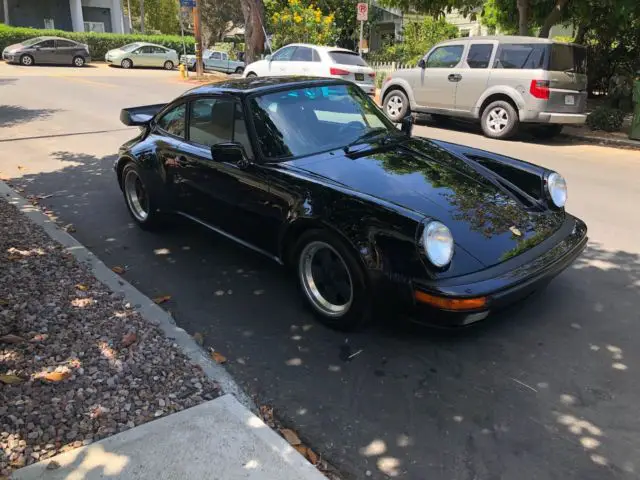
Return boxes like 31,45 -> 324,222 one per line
267,0 -> 337,49
0,24 -> 194,60
368,17 -> 458,65
586,106 -> 625,132
126,0 -> 181,35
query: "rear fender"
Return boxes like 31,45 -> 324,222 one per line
474,86 -> 526,119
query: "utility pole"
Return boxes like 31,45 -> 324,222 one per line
126,0 -> 133,31
193,0 -> 204,78
139,0 -> 145,33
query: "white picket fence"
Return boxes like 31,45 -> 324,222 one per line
368,61 -> 414,87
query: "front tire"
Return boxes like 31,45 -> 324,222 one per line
72,55 -> 85,67
164,60 -> 174,70
383,89 -> 409,122
20,54 -> 34,66
121,58 -> 133,69
245,72 -> 257,78
235,66 -> 244,74
481,100 -> 519,139
120,163 -> 165,230
293,230 -> 371,331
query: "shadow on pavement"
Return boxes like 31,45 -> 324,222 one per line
8,150 -> 640,480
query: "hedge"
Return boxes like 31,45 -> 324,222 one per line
0,24 -> 195,60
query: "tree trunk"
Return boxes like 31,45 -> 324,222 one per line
538,0 -> 570,38
239,0 -> 265,64
516,0 -> 529,36
574,24 -> 587,44
139,0 -> 145,33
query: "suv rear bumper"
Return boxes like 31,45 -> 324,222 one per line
528,112 -> 587,125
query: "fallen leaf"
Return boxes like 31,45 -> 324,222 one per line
7,255 -> 21,261
153,295 -> 172,304
192,332 -> 204,346
43,371 -> 70,382
0,334 -> 26,344
259,405 -> 275,427
209,348 -> 227,364
0,374 -> 24,385
293,444 -> 308,456
111,266 -> 126,274
280,428 -> 301,446
63,223 -> 76,233
75,284 -> 88,291
305,447 -> 319,465
121,332 -> 137,348
46,460 -> 61,471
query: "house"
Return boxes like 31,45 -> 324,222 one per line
1,0 -> 125,34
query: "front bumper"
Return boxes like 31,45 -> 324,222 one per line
407,216 -> 587,326
2,52 -> 16,63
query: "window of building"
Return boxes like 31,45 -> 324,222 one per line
44,18 -> 55,30
84,21 -> 105,33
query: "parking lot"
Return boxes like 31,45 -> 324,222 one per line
2,61 -> 640,479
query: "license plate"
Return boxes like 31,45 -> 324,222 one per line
355,73 -> 364,81
565,95 -> 575,106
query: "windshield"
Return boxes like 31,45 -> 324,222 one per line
121,43 -> 142,52
329,51 -> 367,66
250,84 -> 395,160
21,37 -> 44,47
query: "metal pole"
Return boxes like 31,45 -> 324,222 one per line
126,0 -> 132,31
359,20 -> 364,55
193,0 -> 204,78
139,0 -> 145,33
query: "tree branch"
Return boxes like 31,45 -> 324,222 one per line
538,0 -> 570,38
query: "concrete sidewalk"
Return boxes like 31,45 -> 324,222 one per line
12,395 -> 325,480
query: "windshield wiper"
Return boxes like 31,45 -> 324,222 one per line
343,128 -> 398,154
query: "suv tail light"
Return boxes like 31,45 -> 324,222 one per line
330,67 -> 350,76
530,79 -> 550,100
368,72 -> 376,78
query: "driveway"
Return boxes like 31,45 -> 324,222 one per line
2,63 -> 640,479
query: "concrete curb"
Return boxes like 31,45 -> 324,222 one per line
0,180 -> 254,410
561,131 -> 640,149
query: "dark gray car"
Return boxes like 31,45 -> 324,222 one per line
2,36 -> 91,67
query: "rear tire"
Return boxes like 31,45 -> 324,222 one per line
120,162 -> 165,230
121,58 -> 133,69
235,66 -> 244,74
531,124 -> 563,139
163,60 -> 174,70
245,72 -> 257,77
20,54 -> 34,66
292,230 -> 371,331
383,89 -> 409,122
481,100 -> 519,139
72,55 -> 85,67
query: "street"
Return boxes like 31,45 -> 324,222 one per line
2,63 -> 640,479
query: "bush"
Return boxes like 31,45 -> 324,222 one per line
0,24 -> 195,60
586,106 -> 626,132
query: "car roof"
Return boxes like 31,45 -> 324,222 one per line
181,76 -> 351,97
438,35 -> 578,45
27,36 -> 73,42
276,43 -> 357,54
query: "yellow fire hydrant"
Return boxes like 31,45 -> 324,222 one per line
179,63 -> 187,79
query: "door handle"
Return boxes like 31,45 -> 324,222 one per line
448,74 -> 462,82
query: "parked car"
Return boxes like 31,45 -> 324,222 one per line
381,36 -> 588,139
180,50 -> 245,74
243,44 -> 376,96
114,77 -> 587,330
105,42 -> 178,70
2,36 -> 90,67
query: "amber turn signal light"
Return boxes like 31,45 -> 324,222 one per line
414,291 -> 487,310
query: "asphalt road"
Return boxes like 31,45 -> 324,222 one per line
2,63 -> 640,479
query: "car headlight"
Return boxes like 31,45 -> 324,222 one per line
422,221 -> 454,268
546,172 -> 567,208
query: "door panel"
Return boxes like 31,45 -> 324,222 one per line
454,42 -> 496,114
33,40 -> 57,63
268,45 -> 296,76
415,43 -> 466,110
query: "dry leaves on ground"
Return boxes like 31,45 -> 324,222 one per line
75,284 -> 88,291
192,332 -> 204,346
208,348 -> 227,364
0,374 -> 24,385
0,334 -> 25,344
280,428 -> 301,446
121,332 -> 137,348
43,371 -> 71,382
153,295 -> 171,304
111,266 -> 126,274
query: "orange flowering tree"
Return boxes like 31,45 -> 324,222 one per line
267,0 -> 337,49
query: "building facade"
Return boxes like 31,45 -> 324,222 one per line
1,0 -> 125,34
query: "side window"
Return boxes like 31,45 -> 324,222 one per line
221,52 -> 228,60
37,40 -> 55,48
291,46 -> 313,62
271,46 -> 295,62
467,44 -> 494,69
426,45 -> 464,68
157,104 -> 186,138
189,97 -> 234,146
56,40 -> 76,48
152,46 -> 166,54
139,46 -> 153,54
233,102 -> 253,159
494,44 -> 547,69
211,52 -> 222,60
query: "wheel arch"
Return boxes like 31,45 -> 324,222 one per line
475,87 -> 525,120
381,79 -> 416,109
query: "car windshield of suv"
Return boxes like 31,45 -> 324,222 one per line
121,43 -> 142,52
250,84 -> 397,160
21,37 -> 44,47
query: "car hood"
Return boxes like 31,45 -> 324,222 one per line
287,139 -> 564,268
107,49 -> 127,56
4,43 -> 24,52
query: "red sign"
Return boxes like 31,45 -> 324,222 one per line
356,2 -> 368,21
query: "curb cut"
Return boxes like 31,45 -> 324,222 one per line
0,180 -> 255,411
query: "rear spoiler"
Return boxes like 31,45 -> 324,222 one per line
120,103 -> 166,126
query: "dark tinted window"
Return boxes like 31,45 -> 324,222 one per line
494,44 -> 546,69
271,46 -> 296,61
152,46 -> 167,54
550,44 -> 586,74
312,49 -> 321,62
291,46 -> 313,62
329,51 -> 367,66
136,46 -> 154,54
250,84 -> 393,160
426,45 -> 464,68
37,40 -> 55,48
56,40 -> 77,48
157,104 -> 186,138
211,52 -> 222,60
467,44 -> 493,69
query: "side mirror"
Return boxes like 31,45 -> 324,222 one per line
265,54 -> 272,61
400,114 -> 414,136
418,58 -> 426,69
211,142 -> 249,167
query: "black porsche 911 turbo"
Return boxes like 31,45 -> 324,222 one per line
115,77 -> 587,330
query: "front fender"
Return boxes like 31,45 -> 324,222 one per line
380,78 -> 417,110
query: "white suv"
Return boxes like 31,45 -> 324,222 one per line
243,44 -> 376,96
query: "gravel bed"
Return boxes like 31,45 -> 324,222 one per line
0,198 -> 219,475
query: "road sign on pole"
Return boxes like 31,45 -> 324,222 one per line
180,0 -> 196,7
356,2 -> 368,21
